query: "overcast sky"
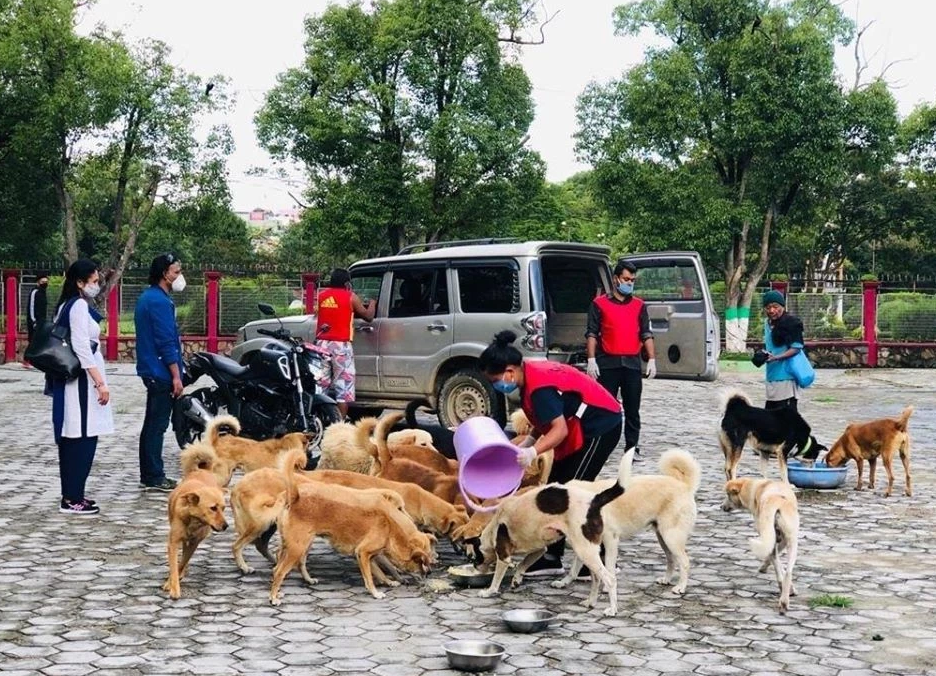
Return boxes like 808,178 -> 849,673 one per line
80,0 -> 936,212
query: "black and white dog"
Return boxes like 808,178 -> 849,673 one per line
719,389 -> 827,482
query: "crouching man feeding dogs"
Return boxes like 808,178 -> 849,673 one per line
478,330 -> 624,577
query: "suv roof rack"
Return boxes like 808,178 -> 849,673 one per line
396,237 -> 520,255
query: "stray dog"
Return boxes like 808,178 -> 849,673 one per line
475,451 -> 632,616
719,389 -> 827,481
723,478 -> 800,614
371,412 -> 458,475
230,467 -> 289,574
824,406 -> 913,497
164,443 -> 229,599
269,452 -> 435,604
556,449 -> 700,603
206,415 -> 312,479
317,417 -> 380,474
399,398 -> 457,458
510,408 -> 534,440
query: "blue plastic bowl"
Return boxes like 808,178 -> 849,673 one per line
787,460 -> 848,489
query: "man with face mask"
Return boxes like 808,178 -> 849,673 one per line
585,259 -> 655,460
133,253 -> 186,492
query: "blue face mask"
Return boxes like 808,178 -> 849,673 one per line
492,379 -> 518,394
617,282 -> 634,295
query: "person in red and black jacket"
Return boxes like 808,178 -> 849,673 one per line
586,259 -> 655,461
317,268 -> 375,418
479,330 -> 623,577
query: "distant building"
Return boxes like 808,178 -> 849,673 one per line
235,206 -> 304,252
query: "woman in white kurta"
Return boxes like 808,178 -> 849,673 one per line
49,260 -> 114,515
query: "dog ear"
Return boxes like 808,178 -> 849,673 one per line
183,491 -> 201,507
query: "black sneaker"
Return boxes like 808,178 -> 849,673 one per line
143,477 -> 178,492
524,555 -> 565,577
59,499 -> 100,516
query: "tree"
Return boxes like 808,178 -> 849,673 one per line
577,0 -> 878,350
256,0 -> 543,260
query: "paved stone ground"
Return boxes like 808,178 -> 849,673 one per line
0,363 -> 934,676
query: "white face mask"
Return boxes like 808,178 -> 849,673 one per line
171,274 -> 186,293
83,282 -> 101,299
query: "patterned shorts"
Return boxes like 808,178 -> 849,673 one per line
319,340 -> 355,403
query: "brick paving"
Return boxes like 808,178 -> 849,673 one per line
0,364 -> 934,675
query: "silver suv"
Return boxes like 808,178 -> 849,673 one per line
233,240 -> 720,427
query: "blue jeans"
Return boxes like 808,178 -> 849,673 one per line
139,377 -> 172,485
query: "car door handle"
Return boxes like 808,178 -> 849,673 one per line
357,325 -> 375,333
427,323 -> 448,332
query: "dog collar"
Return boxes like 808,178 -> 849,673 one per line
792,436 -> 812,459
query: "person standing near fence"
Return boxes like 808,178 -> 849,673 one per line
316,268 -> 375,418
48,260 -> 113,515
762,289 -> 805,412
25,272 -> 50,366
585,259 -> 655,461
134,253 -> 186,492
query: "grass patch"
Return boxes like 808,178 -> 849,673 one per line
809,594 -> 854,609
812,395 -> 840,403
720,351 -> 752,361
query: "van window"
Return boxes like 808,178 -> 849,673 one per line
635,263 -> 703,302
457,265 -> 520,313
541,259 -> 603,314
389,267 -> 449,317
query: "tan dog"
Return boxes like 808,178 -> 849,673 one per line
366,413 -> 458,475
317,417 -> 380,474
556,449 -> 699,604
723,478 -> 800,614
387,427 -> 435,449
304,468 -> 469,537
824,406 -> 913,497
230,467 -> 289,574
164,443 -> 229,599
475,452 -> 631,616
510,408 -> 534,440
206,415 -> 312,479
269,455 -> 435,605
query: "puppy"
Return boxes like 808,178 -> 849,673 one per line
719,389 -> 827,482
475,452 -> 632,616
206,415 -> 312,478
723,478 -> 800,614
317,417 -> 380,474
824,406 -> 913,497
556,449 -> 699,604
269,453 -> 435,604
164,443 -> 229,599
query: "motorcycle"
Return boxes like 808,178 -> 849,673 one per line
171,303 -> 341,466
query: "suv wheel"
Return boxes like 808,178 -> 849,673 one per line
437,368 -> 506,428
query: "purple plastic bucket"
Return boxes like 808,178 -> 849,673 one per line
454,416 -> 524,512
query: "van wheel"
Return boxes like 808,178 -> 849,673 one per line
437,369 -> 506,429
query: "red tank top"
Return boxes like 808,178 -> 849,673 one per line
316,288 -> 354,341
593,295 -> 644,355
520,361 -> 621,461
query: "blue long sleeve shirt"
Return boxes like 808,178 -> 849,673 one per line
134,286 -> 184,382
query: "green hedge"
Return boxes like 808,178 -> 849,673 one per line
877,293 -> 936,341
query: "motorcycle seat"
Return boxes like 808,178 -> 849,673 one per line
204,353 -> 251,379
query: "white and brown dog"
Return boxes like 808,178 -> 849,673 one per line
723,478 -> 800,614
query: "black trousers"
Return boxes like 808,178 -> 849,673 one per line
58,436 -> 98,502
765,397 -> 798,412
597,366 -> 642,450
545,421 -> 623,560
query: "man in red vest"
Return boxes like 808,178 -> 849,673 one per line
585,259 -> 655,460
316,268 -> 375,418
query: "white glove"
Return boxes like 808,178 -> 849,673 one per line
516,446 -> 537,468
646,358 -> 657,379
586,357 -> 600,380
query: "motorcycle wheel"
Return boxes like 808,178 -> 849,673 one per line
302,400 -> 342,469
173,387 -> 221,449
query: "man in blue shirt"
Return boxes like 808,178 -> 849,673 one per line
135,253 -> 186,491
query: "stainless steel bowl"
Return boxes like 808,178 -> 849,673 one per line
501,608 -> 556,633
443,639 -> 506,672
447,564 -> 495,588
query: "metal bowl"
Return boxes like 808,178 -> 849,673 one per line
787,460 -> 848,489
447,564 -> 495,588
501,608 -> 556,633
443,639 -> 506,672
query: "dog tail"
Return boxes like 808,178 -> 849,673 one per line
658,449 -> 702,494
582,448 -> 634,543
205,414 -> 241,446
405,398 -> 432,427
896,406 -> 914,431
355,416 -> 380,471
749,503 -> 782,561
180,441 -> 220,476
374,411 -> 405,472
719,387 -> 752,414
280,447 -> 306,506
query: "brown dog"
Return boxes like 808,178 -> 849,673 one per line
164,443 -> 229,599
364,413 -> 458,475
230,467 -> 289,574
269,455 -> 435,604
206,414 -> 312,480
723,478 -> 800,614
824,406 -> 913,497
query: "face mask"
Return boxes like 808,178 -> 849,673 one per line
171,274 -> 187,293
492,379 -> 518,395
617,282 -> 634,295
38,281 -> 48,288
83,283 -> 101,299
